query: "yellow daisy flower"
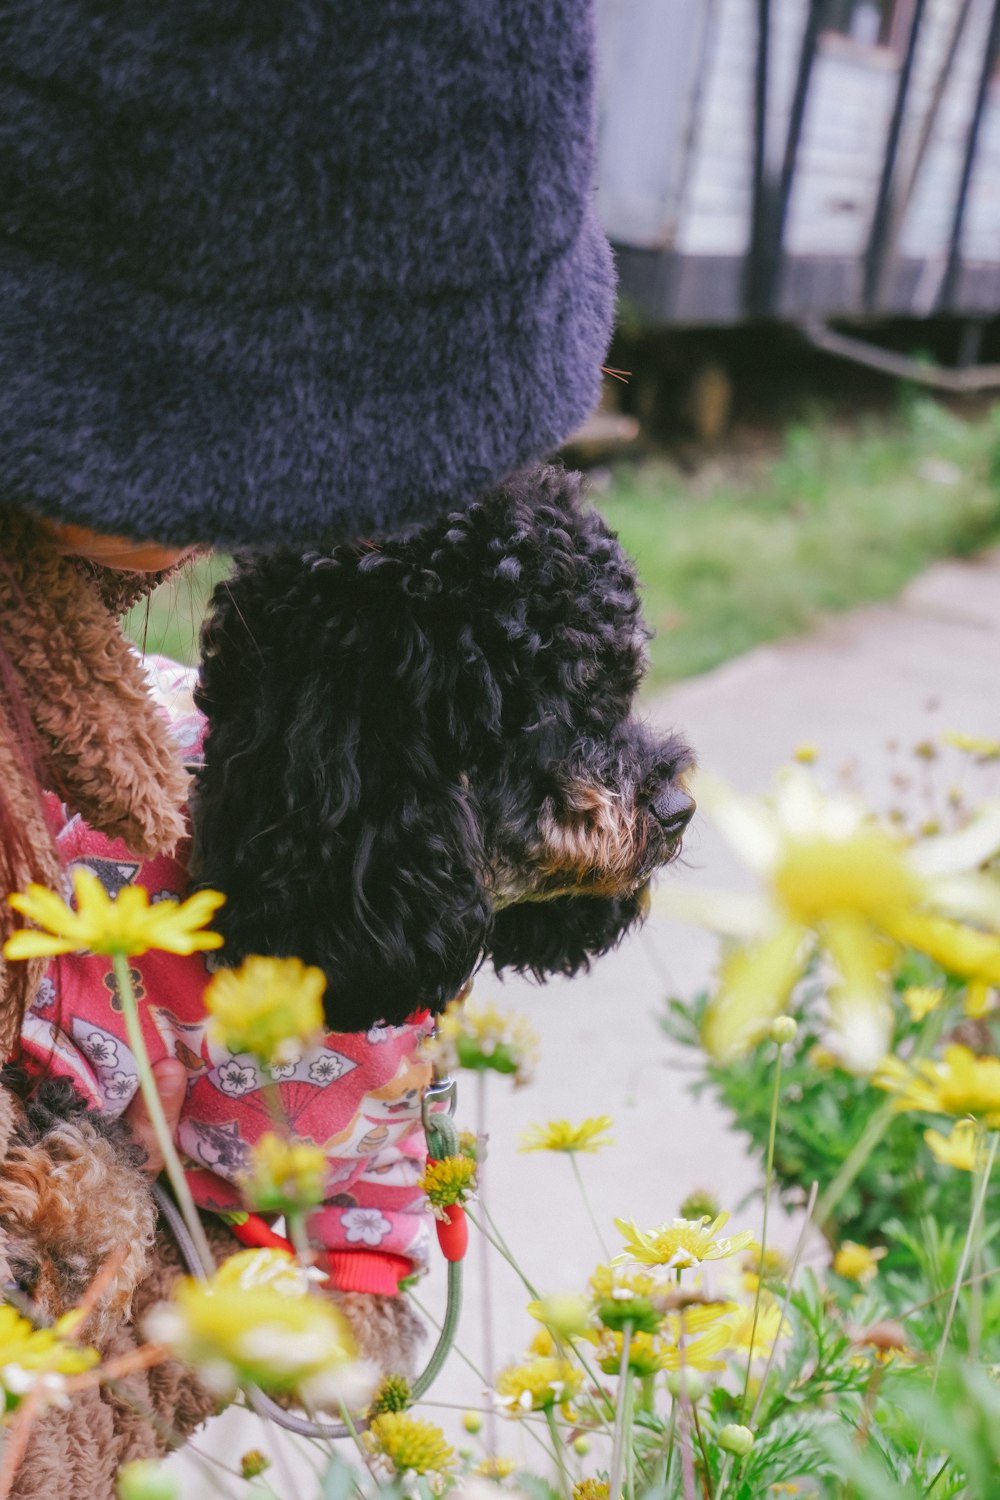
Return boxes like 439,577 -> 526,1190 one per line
875,1044 -> 1000,1128
5,868 -> 224,960
519,1116 -> 614,1155
144,1248 -> 370,1407
925,1119 -> 980,1172
588,1326 -> 664,1377
588,1262 -> 666,1334
614,1213 -> 755,1271
204,955 -> 325,1067
658,768 -> 1000,1072
495,1356 -> 582,1416
832,1242 -> 887,1285
240,1133 -> 327,1214
366,1412 -> 454,1478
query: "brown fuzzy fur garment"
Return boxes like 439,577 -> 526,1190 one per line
0,514 -> 424,1492
0,510 -> 188,1052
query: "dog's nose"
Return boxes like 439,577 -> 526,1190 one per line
650,787 -> 695,835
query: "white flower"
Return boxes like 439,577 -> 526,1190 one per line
32,976 -> 56,1011
80,1031 -> 118,1068
269,1050 -> 301,1080
341,1208 -> 392,1246
309,1053 -> 347,1085
103,1071 -> 134,1102
217,1059 -> 258,1096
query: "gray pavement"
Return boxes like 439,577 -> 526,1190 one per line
172,548 -> 1000,1491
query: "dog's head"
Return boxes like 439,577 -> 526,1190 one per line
192,467 -> 693,1031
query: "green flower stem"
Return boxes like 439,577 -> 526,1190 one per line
464,1206 -> 621,1435
545,1404 -> 571,1500
113,953 -> 214,1274
661,1400 -> 678,1493
607,1319 -> 633,1500
748,1179 -> 818,1431
570,1153 -> 611,1259
476,1072 -> 499,1459
931,1128 -> 998,1396
691,1402 -> 714,1496
740,1041 -> 783,1421
465,1208 -> 540,1299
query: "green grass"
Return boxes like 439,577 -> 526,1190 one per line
123,552 -> 231,666
599,395 -> 1000,689
125,396 -> 1000,688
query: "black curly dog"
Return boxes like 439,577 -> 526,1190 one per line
192,467 -> 694,1033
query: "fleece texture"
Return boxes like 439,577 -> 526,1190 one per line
0,1 -> 615,549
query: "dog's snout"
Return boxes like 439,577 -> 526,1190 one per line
650,786 -> 695,835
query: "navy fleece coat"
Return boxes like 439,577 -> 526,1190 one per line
0,2 -> 615,548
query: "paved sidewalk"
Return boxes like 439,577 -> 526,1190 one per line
173,548 -> 1000,1490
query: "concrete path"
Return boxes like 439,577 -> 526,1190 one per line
171,548 -> 1000,1492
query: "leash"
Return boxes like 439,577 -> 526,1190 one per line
152,1072 -> 465,1438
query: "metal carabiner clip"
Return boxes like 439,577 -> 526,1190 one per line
421,1072 -> 457,1132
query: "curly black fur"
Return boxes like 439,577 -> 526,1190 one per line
193,467 -> 693,1032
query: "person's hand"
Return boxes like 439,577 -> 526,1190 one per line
122,1058 -> 187,1175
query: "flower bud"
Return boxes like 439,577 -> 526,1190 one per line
462,1410 -> 483,1434
768,1016 -> 798,1046
572,1436 -> 591,1456
718,1423 -> 754,1457
679,1189 -> 720,1222
117,1462 -> 179,1500
240,1451 -> 271,1480
665,1368 -> 706,1403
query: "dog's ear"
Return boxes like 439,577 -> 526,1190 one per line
489,891 -> 647,982
192,553 -> 492,1033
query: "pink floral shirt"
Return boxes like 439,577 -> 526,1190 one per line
20,658 -> 433,1292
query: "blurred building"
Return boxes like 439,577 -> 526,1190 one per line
598,0 -> 1000,327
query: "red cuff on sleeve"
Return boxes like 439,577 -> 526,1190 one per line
324,1251 -> 413,1296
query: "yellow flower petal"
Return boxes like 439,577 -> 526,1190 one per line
6,870 -> 225,960
702,925 -> 805,1061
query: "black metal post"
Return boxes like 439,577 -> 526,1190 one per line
745,0 -> 774,316
863,0 -> 928,311
938,0 -> 1000,312
768,0 -> 829,314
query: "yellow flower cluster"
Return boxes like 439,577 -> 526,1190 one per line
5,868 -> 224,961
366,1411 -> 454,1479
144,1248 -> 371,1408
204,955 -> 326,1067
241,1133 -> 327,1214
427,996 -> 539,1087
418,1154 -> 477,1214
